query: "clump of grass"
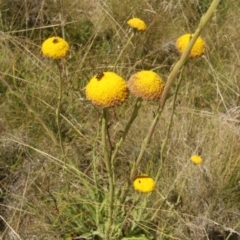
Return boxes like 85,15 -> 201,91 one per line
0,0 -> 240,240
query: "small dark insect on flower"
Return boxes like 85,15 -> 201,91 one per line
53,38 -> 59,44
96,72 -> 104,80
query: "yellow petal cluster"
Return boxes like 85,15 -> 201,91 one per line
176,33 -> 205,58
85,72 -> 129,108
127,18 -> 147,31
128,71 -> 165,101
190,155 -> 203,164
42,37 -> 69,59
133,174 -> 155,193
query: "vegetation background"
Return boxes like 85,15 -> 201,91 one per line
0,0 -> 239,239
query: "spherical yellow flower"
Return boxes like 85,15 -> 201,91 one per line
133,174 -> 155,193
190,155 -> 203,164
85,72 -> 129,108
127,18 -> 147,31
128,70 -> 165,101
41,37 -> 69,59
176,33 -> 205,58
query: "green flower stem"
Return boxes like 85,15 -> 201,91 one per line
160,0 -> 221,109
119,103 -> 162,203
129,0 -> 221,185
0,76 -> 58,145
56,60 -> 66,162
93,122 -> 101,226
111,97 -> 142,170
102,108 -> 114,240
150,0 -> 221,221
155,67 -> 184,184
129,106 -> 163,182
113,31 -> 134,70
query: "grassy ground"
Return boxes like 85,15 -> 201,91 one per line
0,0 -> 240,239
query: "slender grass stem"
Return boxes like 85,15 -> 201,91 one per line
151,161 -> 191,222
56,60 -> 66,162
113,31 -> 134,70
155,67 -> 185,184
0,76 -> 58,145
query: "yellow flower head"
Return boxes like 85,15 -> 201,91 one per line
127,18 -> 147,31
190,155 -> 203,164
85,72 -> 129,108
176,33 -> 205,58
128,70 -> 165,101
41,37 -> 69,59
133,174 -> 155,193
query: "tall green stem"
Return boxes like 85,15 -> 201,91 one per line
119,105 -> 163,203
93,122 -> 101,226
130,107 -> 162,181
130,0 -> 221,182
155,67 -> 184,184
149,0 -> 221,222
160,0 -> 221,109
102,108 -> 114,240
56,60 -> 66,162
111,98 -> 142,167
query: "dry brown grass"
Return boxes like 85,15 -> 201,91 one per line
0,0 -> 240,239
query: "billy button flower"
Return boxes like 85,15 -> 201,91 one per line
127,18 -> 147,31
133,174 -> 155,193
190,155 -> 203,164
128,70 -> 165,101
85,72 -> 129,108
41,37 -> 69,59
176,33 -> 205,58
